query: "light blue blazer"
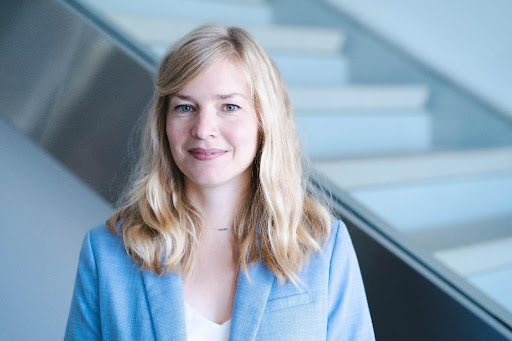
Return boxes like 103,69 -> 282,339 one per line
65,219 -> 375,340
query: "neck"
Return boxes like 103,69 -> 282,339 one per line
185,178 -> 250,235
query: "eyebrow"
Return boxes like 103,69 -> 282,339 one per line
216,92 -> 247,100
173,92 -> 247,101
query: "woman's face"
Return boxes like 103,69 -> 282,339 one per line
166,58 -> 259,190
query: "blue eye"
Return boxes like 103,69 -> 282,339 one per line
176,105 -> 193,113
224,104 -> 239,112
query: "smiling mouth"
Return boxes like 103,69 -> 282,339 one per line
188,148 -> 227,160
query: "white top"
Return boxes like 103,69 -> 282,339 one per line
184,302 -> 231,341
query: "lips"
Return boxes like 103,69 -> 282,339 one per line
188,148 -> 227,161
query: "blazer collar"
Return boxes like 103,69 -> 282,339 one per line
229,259 -> 276,340
142,270 -> 187,341
141,260 -> 275,341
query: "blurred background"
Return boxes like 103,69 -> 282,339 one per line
1,0 -> 511,339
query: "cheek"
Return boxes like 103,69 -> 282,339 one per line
166,122 -> 186,151
237,120 -> 260,155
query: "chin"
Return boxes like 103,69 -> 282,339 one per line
183,171 -> 226,187
185,172 -> 250,190
188,178 -> 232,190
180,165 -> 253,190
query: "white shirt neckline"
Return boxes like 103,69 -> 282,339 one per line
184,302 -> 232,327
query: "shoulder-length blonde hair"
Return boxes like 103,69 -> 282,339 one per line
107,25 -> 331,284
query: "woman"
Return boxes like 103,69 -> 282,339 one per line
65,25 -> 375,340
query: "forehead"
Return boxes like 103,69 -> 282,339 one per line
173,58 -> 251,100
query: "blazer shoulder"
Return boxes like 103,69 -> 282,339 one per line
84,223 -> 128,263
88,223 -> 121,244
297,218 -> 350,281
322,217 -> 348,256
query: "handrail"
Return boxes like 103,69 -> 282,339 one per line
62,0 -> 158,72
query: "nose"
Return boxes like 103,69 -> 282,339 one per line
190,108 -> 218,139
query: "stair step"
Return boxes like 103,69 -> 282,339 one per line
96,12 -> 344,54
298,110 -> 431,158
468,266 -> 512,312
80,0 -> 273,25
313,147 -> 512,189
406,215 -> 512,252
149,47 -> 350,85
195,0 -> 265,3
350,172 -> 512,231
434,237 -> 512,276
271,53 -> 349,85
290,85 -> 428,111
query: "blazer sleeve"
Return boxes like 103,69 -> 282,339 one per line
327,220 -> 375,341
64,230 -> 102,340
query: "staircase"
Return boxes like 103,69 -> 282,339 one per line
76,0 -> 512,319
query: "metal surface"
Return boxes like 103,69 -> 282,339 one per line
0,0 -> 155,203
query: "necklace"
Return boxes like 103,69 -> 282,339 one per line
204,227 -> 229,231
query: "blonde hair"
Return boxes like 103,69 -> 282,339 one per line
107,25 -> 331,284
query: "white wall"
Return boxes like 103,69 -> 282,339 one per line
0,118 -> 113,340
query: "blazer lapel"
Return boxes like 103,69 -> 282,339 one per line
229,260 -> 276,341
141,270 -> 187,341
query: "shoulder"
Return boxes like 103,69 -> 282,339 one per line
89,222 -> 121,241
290,218 -> 353,285
323,219 -> 375,339
86,223 -> 123,251
322,217 -> 352,263
79,223 -> 133,269
321,217 -> 365,286
294,217 -> 362,293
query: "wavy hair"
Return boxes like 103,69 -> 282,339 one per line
107,25 -> 331,284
